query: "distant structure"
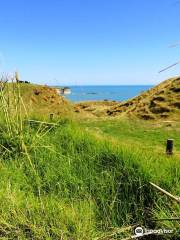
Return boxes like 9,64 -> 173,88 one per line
60,87 -> 71,95
15,71 -> 30,84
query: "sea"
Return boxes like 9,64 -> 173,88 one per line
62,85 -> 153,102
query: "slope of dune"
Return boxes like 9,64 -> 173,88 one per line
107,77 -> 180,120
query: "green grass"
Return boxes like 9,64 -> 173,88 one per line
80,118 -> 180,237
0,119 -> 179,239
0,80 -> 179,239
81,118 -> 180,155
81,117 -> 180,189
0,121 -> 153,239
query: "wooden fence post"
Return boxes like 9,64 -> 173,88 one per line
166,139 -> 174,155
50,113 -> 54,121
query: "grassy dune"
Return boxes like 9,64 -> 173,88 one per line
108,77 -> 180,120
2,82 -> 74,120
0,80 -> 179,239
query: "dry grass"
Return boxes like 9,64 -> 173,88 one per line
74,100 -> 119,118
113,76 -> 180,120
4,83 -> 74,120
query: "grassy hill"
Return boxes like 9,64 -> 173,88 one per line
108,77 -> 180,120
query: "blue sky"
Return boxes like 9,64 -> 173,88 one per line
0,0 -> 180,85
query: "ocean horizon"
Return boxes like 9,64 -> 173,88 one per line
57,85 -> 153,102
